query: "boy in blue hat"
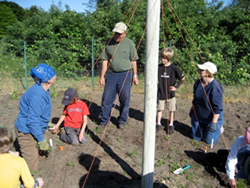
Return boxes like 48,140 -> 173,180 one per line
15,63 -> 56,171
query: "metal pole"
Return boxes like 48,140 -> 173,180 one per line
142,0 -> 160,187
92,37 -> 94,88
24,41 -> 28,90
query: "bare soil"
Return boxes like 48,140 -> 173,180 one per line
1,90 -> 249,188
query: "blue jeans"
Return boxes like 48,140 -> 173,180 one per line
100,71 -> 132,125
191,112 -> 223,144
20,178 -> 39,188
60,127 -> 88,145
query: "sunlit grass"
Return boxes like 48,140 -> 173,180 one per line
0,75 -> 249,104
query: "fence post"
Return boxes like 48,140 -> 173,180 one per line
92,37 -> 94,88
24,41 -> 28,90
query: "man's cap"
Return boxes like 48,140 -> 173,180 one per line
112,22 -> 127,34
197,62 -> 217,74
30,63 -> 55,84
62,88 -> 78,105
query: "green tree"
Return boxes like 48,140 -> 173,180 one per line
23,6 -> 43,19
0,4 -> 18,38
1,0 -> 249,84
0,1 -> 25,21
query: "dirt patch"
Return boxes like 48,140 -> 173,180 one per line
1,91 -> 249,188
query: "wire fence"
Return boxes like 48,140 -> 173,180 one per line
1,38 -> 249,86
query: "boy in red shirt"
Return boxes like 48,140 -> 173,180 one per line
52,88 -> 90,145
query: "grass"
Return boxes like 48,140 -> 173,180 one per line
155,159 -> 166,167
236,178 -> 249,188
66,161 -> 76,166
116,136 -> 121,143
1,75 -> 249,105
191,140 -> 200,147
128,148 -> 140,158
11,91 -> 18,99
170,162 -> 181,173
165,135 -> 172,141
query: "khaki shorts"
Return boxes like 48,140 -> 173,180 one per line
157,98 -> 176,111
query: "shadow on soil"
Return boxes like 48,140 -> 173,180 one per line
185,150 -> 228,187
84,98 -> 145,126
79,129 -> 169,188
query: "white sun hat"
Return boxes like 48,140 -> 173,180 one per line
112,22 -> 127,34
197,62 -> 217,74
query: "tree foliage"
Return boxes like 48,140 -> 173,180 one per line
0,4 -> 17,38
0,0 -> 249,85
0,1 -> 25,21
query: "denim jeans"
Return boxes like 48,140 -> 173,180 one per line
191,111 -> 224,144
236,145 -> 250,179
20,179 -> 39,188
100,71 -> 132,125
60,127 -> 88,145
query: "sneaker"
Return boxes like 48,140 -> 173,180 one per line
58,127 -> 65,136
168,125 -> 174,135
119,124 -> 126,129
156,124 -> 163,133
96,124 -> 106,131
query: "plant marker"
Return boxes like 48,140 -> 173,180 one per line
48,126 -> 55,131
49,138 -> 53,147
211,139 -> 214,149
174,165 -> 191,174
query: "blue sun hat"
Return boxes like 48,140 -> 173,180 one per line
30,63 -> 55,85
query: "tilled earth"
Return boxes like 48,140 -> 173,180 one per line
1,90 -> 249,188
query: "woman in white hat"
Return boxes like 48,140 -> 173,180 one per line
189,62 -> 224,145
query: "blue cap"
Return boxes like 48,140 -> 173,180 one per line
30,63 -> 55,84
62,88 -> 78,105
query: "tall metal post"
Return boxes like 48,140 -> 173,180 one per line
141,0 -> 160,187
92,37 -> 94,87
24,41 -> 28,90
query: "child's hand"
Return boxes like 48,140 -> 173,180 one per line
169,86 -> 177,91
51,126 -> 58,134
79,132 -> 84,142
9,150 -> 19,156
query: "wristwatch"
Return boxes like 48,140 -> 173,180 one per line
134,75 -> 138,78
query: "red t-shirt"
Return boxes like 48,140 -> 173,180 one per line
63,100 -> 90,129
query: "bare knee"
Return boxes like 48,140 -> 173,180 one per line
35,177 -> 44,188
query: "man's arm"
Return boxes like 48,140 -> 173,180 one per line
100,60 -> 108,86
131,60 -> 139,85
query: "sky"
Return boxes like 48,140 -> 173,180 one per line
2,0 -> 89,13
2,0 -> 232,13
